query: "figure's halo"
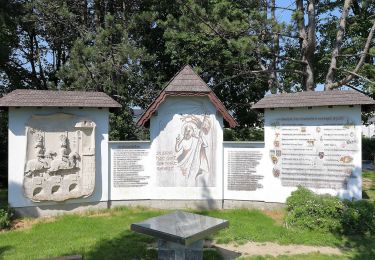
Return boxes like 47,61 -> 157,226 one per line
181,122 -> 196,136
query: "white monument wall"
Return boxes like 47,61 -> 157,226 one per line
263,106 -> 362,202
149,96 -> 223,200
108,105 -> 362,205
109,141 -> 151,200
8,107 -> 109,209
223,142 -> 268,201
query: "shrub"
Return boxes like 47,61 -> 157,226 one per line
284,186 -> 344,232
341,199 -> 375,235
362,137 -> 375,161
285,186 -> 375,235
0,206 -> 14,230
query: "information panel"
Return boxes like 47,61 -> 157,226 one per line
113,149 -> 149,188
223,147 -> 266,201
227,150 -> 263,191
110,142 -> 151,200
268,115 -> 359,190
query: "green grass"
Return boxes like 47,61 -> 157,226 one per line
201,209 -> 341,247
362,171 -> 375,200
363,171 -> 375,179
0,172 -> 374,259
0,207 -> 373,260
0,207 -> 163,259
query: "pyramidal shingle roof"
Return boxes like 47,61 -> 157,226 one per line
164,65 -> 211,92
137,65 -> 237,128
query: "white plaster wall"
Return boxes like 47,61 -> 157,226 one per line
8,107 -> 109,208
263,106 -> 362,202
109,141 -> 151,200
149,96 -> 224,200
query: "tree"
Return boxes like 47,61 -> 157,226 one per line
0,0 -> 26,93
57,13 -> 153,140
321,0 -> 375,91
159,0 -> 272,127
1,0 -> 375,137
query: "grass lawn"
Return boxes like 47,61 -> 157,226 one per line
363,171 -> 375,200
0,173 -> 373,260
0,206 -> 373,260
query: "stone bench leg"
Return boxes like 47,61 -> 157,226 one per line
157,239 -> 203,260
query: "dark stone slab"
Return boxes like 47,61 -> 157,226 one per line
131,211 -> 229,246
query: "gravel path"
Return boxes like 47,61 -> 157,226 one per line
214,241 -> 342,258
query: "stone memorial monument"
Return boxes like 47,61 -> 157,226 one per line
131,211 -> 228,259
1,66 -> 375,217
0,90 -> 120,216
252,90 -> 375,201
109,65 -> 238,206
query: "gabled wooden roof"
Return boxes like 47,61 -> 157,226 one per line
0,89 -> 121,108
252,90 -> 375,111
137,65 -> 238,128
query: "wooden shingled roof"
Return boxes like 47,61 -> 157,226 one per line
252,90 -> 375,111
0,89 -> 121,108
137,65 -> 238,128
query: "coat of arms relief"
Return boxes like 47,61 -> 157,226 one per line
23,113 -> 96,202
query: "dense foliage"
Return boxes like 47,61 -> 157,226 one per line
0,206 -> 13,230
341,199 -> 375,235
0,112 -> 7,187
285,186 -> 344,232
362,137 -> 375,161
224,128 -> 264,141
285,186 -> 375,235
1,1 -> 375,186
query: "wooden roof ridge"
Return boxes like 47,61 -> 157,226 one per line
137,65 -> 237,128
0,89 -> 121,108
252,90 -> 375,111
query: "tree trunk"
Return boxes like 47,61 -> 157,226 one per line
94,0 -> 102,31
269,0 -> 280,92
296,0 -> 316,91
305,0 -> 316,91
83,0 -> 88,27
325,0 -> 352,90
34,35 -> 47,90
28,31 -> 38,87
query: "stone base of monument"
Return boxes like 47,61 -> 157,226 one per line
158,239 -> 203,260
131,211 -> 228,260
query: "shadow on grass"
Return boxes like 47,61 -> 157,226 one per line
0,246 -> 12,257
85,231 -> 157,260
338,235 -> 375,260
84,230 -> 226,260
362,191 -> 370,199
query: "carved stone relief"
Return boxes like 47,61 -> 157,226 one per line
156,113 -> 216,187
23,113 -> 96,202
